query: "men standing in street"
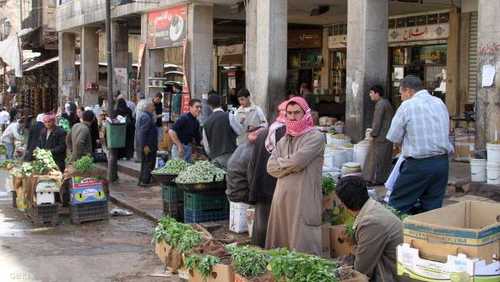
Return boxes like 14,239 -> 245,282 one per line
266,96 -> 325,255
39,113 -> 67,172
168,99 -> 202,162
67,110 -> 95,162
235,88 -> 267,144
386,75 -> 450,214
335,176 -> 403,281
136,99 -> 158,186
247,101 -> 287,248
202,94 -> 243,168
363,85 -> 394,185
1,116 -> 23,159
153,92 -> 164,144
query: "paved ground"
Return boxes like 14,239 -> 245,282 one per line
0,172 -> 180,282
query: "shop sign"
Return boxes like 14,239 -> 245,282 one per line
217,44 -> 244,56
288,30 -> 322,49
388,23 -> 449,43
147,5 -> 187,49
328,35 -> 347,49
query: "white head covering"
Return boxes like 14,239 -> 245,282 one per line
36,113 -> 45,123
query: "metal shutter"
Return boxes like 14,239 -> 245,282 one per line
468,12 -> 478,104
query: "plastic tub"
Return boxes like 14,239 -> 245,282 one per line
470,159 -> 486,182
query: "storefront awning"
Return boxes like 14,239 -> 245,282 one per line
25,56 -> 58,72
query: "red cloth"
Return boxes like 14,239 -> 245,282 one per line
285,96 -> 314,137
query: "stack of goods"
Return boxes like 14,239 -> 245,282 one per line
398,201 -> 500,281
486,142 -> 500,184
69,156 -> 108,224
324,134 -> 354,173
153,216 -> 369,282
175,161 -> 227,223
153,159 -> 191,220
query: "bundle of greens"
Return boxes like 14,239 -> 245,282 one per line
20,162 -> 33,176
74,155 -> 95,174
185,254 -> 220,280
227,245 -> 270,279
0,144 -> 7,156
31,149 -> 58,174
268,249 -> 339,282
152,217 -> 202,253
384,204 -> 409,221
153,159 -> 190,175
175,161 -> 226,184
322,175 -> 336,195
0,159 -> 14,169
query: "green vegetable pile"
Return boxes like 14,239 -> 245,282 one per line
152,217 -> 202,253
175,161 -> 226,184
268,249 -> 339,282
322,175 -> 336,195
227,245 -> 270,279
384,204 -> 409,221
20,163 -> 33,176
185,254 -> 220,280
0,159 -> 15,169
153,159 -> 190,175
31,149 -> 59,174
0,144 -> 7,156
74,155 -> 95,174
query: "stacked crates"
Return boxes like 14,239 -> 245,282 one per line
183,192 -> 229,223
70,178 -> 109,224
28,204 -> 59,226
161,184 -> 184,221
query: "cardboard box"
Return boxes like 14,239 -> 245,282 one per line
403,201 -> 500,262
155,240 -> 183,273
188,263 -> 234,282
234,272 -> 274,282
330,224 -> 354,258
397,243 -> 500,282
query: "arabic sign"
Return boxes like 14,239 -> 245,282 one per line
328,35 -> 347,49
388,24 -> 449,43
147,5 -> 187,49
288,30 -> 322,49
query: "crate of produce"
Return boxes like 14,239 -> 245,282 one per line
184,208 -> 229,223
162,184 -> 184,220
183,192 -> 229,212
28,204 -> 59,226
70,200 -> 109,224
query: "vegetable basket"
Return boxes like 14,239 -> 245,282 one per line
152,173 -> 177,185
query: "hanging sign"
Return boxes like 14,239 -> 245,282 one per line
147,5 -> 187,49
388,24 -> 449,43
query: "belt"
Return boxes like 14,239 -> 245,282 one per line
406,154 -> 448,161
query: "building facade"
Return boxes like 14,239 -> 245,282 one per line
55,0 -> 499,147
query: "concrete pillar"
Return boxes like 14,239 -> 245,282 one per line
140,13 -> 147,97
79,26 -> 99,106
58,32 -> 76,108
476,0 -> 500,148
320,27 -> 330,91
446,6 -> 461,119
112,21 -> 129,98
254,0 -> 287,118
245,0 -> 257,99
345,0 -> 388,143
187,4 -> 213,99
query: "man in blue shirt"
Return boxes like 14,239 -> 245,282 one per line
168,99 -> 202,162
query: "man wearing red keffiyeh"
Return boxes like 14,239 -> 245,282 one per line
265,96 -> 325,255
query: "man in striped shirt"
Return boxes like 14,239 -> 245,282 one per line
386,75 -> 450,214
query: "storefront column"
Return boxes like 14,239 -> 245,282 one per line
254,0 -> 287,117
112,21 -> 129,99
446,6 -> 461,118
320,27 -> 330,90
80,26 -> 99,107
245,0 -> 257,98
140,13 -> 147,96
345,0 -> 388,143
58,32 -> 76,108
187,4 -> 213,99
476,0 -> 500,148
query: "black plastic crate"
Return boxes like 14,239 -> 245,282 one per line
161,184 -> 183,203
70,201 -> 109,224
28,204 -> 59,226
183,192 -> 229,212
164,201 -> 184,221
184,208 -> 229,223
11,191 -> 16,208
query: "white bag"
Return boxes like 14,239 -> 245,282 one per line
384,155 -> 405,203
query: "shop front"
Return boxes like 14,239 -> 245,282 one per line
216,43 -> 245,108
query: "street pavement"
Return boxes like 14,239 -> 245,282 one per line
0,173 -> 179,282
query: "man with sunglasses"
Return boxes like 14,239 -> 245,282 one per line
168,99 -> 202,162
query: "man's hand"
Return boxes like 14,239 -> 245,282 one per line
144,145 -> 151,156
178,144 -> 184,156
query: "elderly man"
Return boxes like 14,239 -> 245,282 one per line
336,176 -> 403,281
136,99 -> 158,186
67,110 -> 95,162
266,96 -> 325,255
39,113 -> 67,172
386,75 -> 450,214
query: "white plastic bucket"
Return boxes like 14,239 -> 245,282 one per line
323,153 -> 334,169
326,134 -> 351,146
486,143 -> 500,163
486,161 -> 500,185
354,141 -> 370,169
470,159 -> 486,182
